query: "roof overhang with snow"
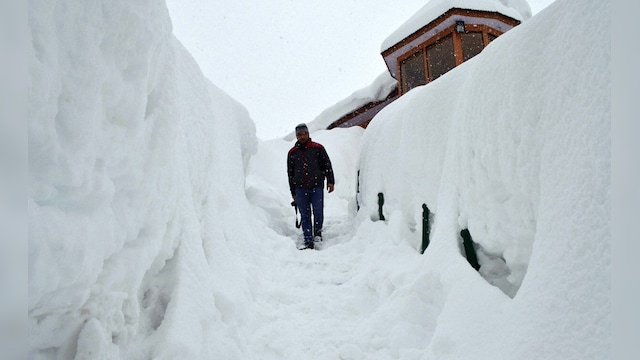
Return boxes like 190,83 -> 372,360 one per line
381,8 -> 520,80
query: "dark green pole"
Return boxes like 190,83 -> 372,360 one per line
421,204 -> 431,254
356,170 -> 360,211
460,229 -> 480,271
377,192 -> 385,221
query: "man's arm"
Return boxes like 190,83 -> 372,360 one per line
321,147 -> 335,192
287,153 -> 296,198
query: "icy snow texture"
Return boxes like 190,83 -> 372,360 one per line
29,1 -> 257,358
358,0 -> 609,357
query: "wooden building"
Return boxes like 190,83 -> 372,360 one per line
382,7 -> 521,95
327,88 -> 399,130
328,2 -> 522,130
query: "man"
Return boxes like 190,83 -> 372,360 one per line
287,123 -> 335,250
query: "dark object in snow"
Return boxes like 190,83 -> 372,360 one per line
378,192 -> 385,221
291,201 -> 301,229
421,204 -> 431,254
298,241 -> 315,250
460,229 -> 480,271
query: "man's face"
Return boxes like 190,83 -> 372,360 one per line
296,131 -> 309,143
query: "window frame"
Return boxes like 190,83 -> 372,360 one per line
396,23 -> 505,95
400,49 -> 427,94
426,33 -> 456,82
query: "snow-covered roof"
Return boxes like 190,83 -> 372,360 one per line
381,0 -> 531,52
284,71 -> 397,140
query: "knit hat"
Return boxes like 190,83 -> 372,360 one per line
295,123 -> 309,135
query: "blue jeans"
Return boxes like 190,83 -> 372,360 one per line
295,187 -> 324,243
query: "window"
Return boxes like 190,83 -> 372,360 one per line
400,50 -> 426,93
426,34 -> 455,81
461,32 -> 484,62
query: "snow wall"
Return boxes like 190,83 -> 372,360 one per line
356,0 -> 610,358
29,1 -> 260,358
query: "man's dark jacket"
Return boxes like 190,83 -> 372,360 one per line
287,139 -> 335,196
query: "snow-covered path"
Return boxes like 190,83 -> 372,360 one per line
243,136 -> 436,359
242,210 -> 432,360
244,216 -> 368,359
241,128 -> 436,357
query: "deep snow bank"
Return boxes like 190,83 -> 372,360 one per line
1,1 -> 28,358
29,1 -> 258,358
357,0 -> 609,357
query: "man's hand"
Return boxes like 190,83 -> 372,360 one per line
327,183 -> 334,193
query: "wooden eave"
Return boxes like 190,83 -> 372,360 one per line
328,88 -> 399,129
381,8 -> 520,79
